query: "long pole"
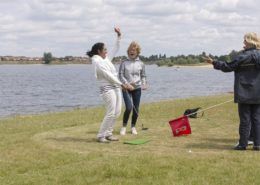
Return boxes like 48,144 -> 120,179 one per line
185,99 -> 233,117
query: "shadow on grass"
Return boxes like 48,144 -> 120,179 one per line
186,143 -> 232,150
46,137 -> 96,143
206,138 -> 236,143
85,131 -> 98,134
186,137 -> 236,150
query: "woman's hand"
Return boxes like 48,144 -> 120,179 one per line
114,27 -> 121,37
141,84 -> 148,90
126,84 -> 134,91
121,84 -> 127,91
202,56 -> 213,64
121,84 -> 134,91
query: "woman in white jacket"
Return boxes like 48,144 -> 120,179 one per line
87,28 -> 133,143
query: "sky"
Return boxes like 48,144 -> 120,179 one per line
0,0 -> 259,57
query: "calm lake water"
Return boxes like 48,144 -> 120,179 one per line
0,64 -> 233,118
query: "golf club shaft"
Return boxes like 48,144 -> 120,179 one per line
185,99 -> 233,117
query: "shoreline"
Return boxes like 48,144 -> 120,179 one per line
0,92 -> 233,120
173,64 -> 212,68
0,63 -> 212,68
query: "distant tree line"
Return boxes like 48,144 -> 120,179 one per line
42,52 -> 89,64
42,50 -> 240,66
113,50 -> 240,67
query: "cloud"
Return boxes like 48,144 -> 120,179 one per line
110,1 -> 197,16
0,0 -> 260,57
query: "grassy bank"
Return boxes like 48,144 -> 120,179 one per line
0,94 -> 259,185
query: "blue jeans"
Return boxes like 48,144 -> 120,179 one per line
122,88 -> 141,127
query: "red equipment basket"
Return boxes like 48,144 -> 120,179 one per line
168,116 -> 191,137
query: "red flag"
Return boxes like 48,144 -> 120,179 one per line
168,116 -> 191,137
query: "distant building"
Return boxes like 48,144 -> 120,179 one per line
0,55 -> 89,63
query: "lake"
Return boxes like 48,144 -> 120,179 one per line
0,64 -> 233,118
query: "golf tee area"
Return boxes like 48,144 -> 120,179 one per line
0,94 -> 259,185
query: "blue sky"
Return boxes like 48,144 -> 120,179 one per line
0,0 -> 259,57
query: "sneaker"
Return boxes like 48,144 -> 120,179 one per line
253,146 -> 260,151
106,135 -> 119,141
120,127 -> 126,135
233,145 -> 246,150
131,127 -> 138,135
97,137 -> 110,143
234,140 -> 253,147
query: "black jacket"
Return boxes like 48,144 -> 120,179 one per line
213,48 -> 260,104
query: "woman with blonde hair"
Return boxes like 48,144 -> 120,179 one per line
204,32 -> 260,150
244,32 -> 260,49
119,41 -> 147,135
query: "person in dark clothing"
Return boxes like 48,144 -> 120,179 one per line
248,130 -> 254,144
235,127 -> 254,146
204,32 -> 260,151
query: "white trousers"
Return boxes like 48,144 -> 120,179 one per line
97,88 -> 122,138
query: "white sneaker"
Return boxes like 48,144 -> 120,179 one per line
120,127 -> 126,135
234,140 -> 254,147
131,127 -> 138,135
106,135 -> 119,141
97,137 -> 110,143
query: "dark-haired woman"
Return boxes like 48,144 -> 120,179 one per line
87,28 -> 133,143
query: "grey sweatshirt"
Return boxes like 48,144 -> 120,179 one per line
119,57 -> 146,89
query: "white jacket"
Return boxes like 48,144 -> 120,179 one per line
91,38 -> 122,92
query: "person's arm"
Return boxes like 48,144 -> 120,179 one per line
252,51 -> 260,68
140,62 -> 147,86
119,62 -> 129,84
214,53 -> 252,72
108,27 -> 121,61
203,53 -> 252,72
96,61 -> 122,86
118,61 -> 135,91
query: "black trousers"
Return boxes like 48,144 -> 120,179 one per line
238,103 -> 260,147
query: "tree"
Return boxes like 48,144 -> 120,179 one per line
43,52 -> 53,64
201,51 -> 207,57
229,50 -> 239,60
218,55 -> 231,62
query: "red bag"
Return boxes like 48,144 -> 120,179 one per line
168,116 -> 191,137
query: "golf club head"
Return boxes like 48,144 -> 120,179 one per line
142,124 -> 149,130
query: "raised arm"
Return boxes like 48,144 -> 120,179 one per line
108,27 -> 121,61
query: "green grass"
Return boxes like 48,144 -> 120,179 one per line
0,94 -> 259,185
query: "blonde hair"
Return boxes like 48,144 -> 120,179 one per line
244,32 -> 260,49
127,41 -> 141,56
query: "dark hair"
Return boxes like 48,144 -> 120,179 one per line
86,42 -> 104,57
